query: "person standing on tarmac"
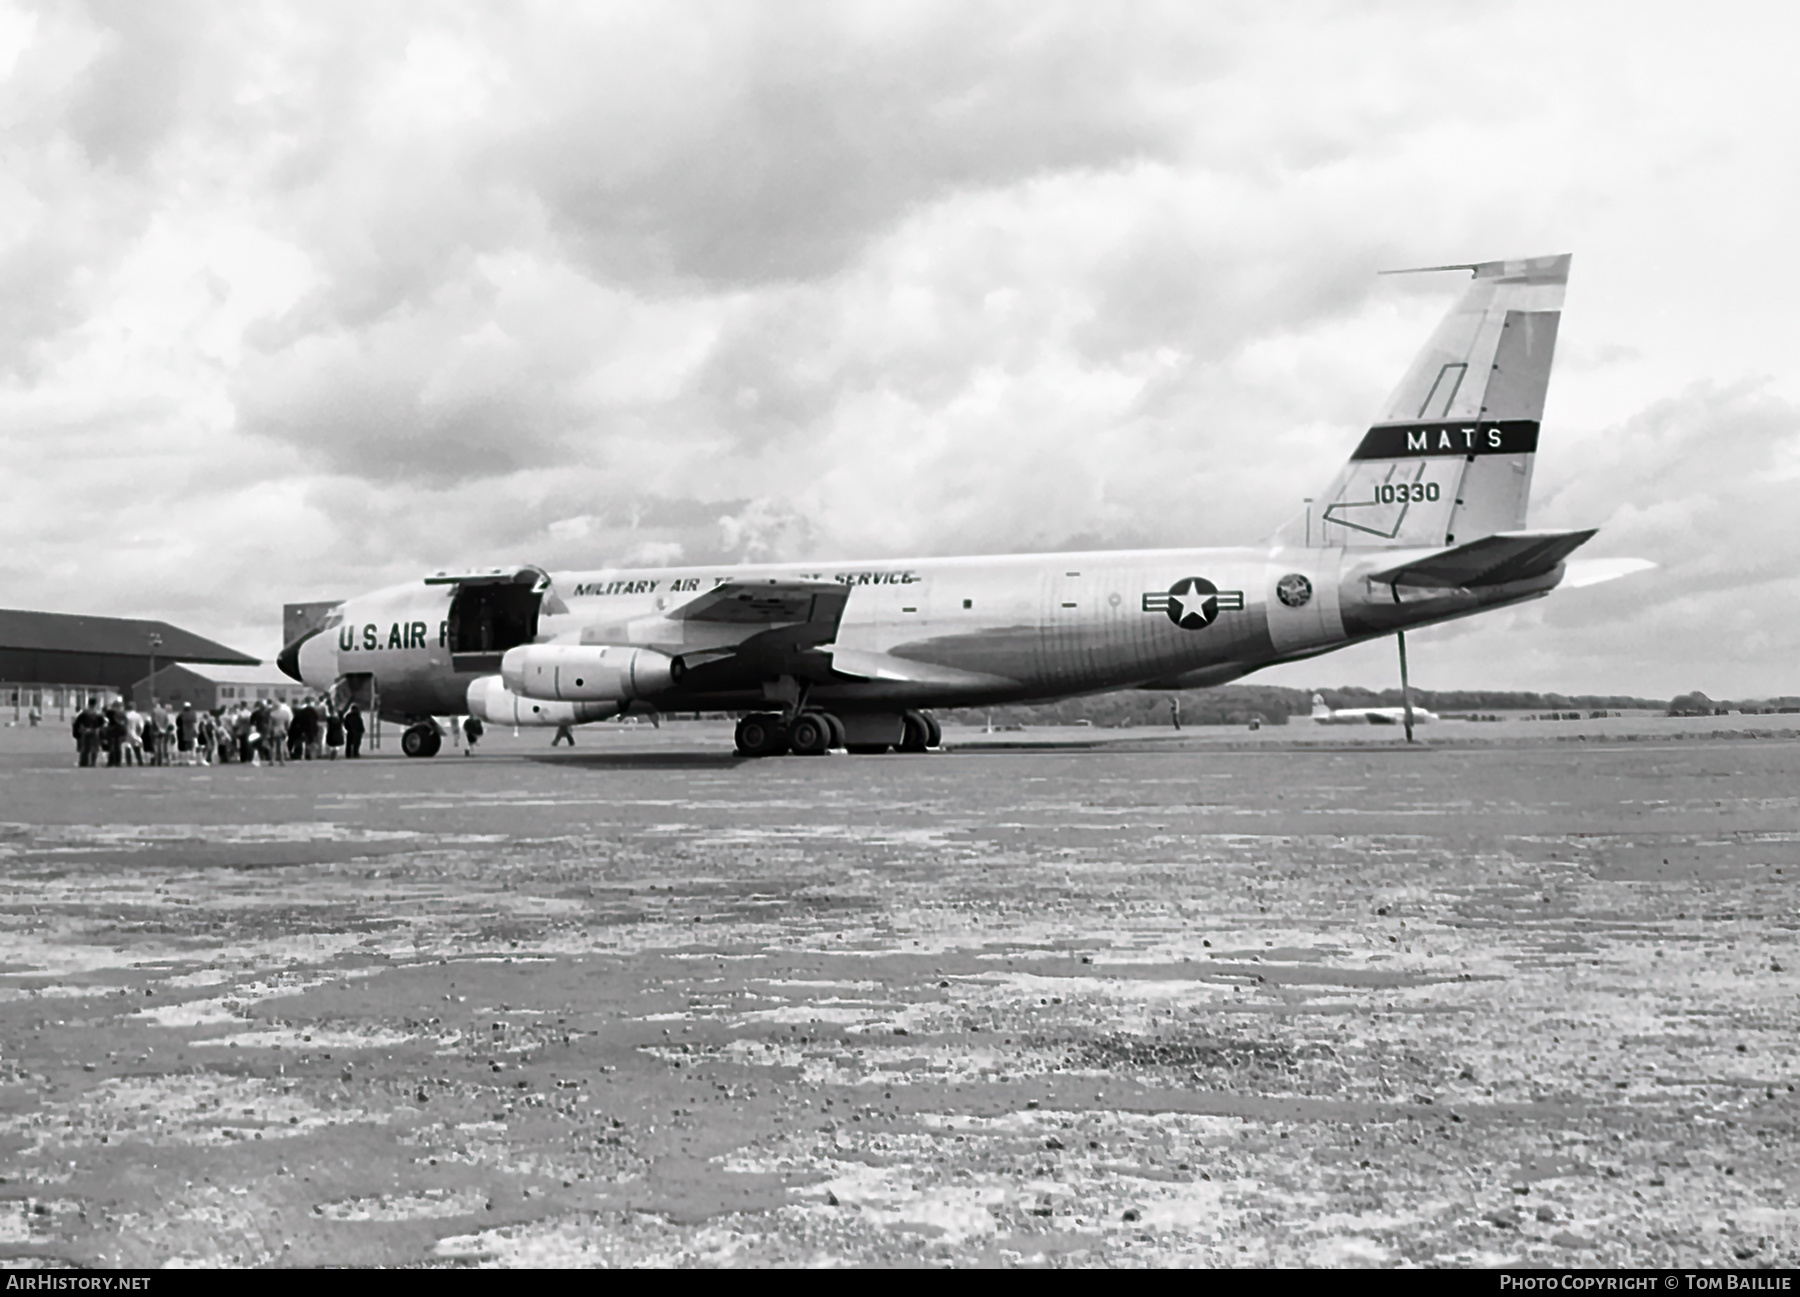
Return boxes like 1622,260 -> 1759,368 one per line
175,702 -> 199,766
296,699 -> 320,759
552,723 -> 575,747
150,699 -> 173,766
104,701 -> 127,767
343,703 -> 365,759
462,714 -> 483,755
72,698 -> 106,767
267,698 -> 291,765
122,703 -> 145,766
248,700 -> 270,766
233,704 -> 254,764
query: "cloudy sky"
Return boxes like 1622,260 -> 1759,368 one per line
1,0 -> 1796,697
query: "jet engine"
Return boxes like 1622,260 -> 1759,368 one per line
500,643 -> 677,703
466,675 -> 621,727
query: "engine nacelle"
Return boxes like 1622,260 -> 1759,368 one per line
500,643 -> 677,703
465,675 -> 621,727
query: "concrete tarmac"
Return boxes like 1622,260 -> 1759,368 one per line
0,717 -> 1796,1266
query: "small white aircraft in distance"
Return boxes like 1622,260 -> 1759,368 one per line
1310,693 -> 1439,726
281,252 -> 1650,758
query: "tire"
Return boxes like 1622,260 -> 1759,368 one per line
899,710 -> 931,753
788,713 -> 831,756
821,713 -> 846,749
735,713 -> 789,758
921,711 -> 942,748
401,724 -> 441,758
733,715 -> 762,756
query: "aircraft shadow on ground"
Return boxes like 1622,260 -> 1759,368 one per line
521,752 -> 745,770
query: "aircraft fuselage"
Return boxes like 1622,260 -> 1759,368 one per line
295,542 -> 1563,722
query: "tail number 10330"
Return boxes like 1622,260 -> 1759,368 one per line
1376,482 -> 1440,504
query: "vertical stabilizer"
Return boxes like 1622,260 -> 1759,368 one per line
1278,254 -> 1569,549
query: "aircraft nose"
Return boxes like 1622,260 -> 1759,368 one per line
277,629 -> 318,683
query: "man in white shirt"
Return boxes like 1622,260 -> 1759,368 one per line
123,706 -> 145,765
267,699 -> 293,766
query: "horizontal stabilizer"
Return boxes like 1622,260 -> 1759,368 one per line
1561,556 -> 1657,589
1367,529 -> 1597,590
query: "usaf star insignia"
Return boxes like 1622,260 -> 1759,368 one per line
1276,573 -> 1313,608
1142,577 -> 1244,630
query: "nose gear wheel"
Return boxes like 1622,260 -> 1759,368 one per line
400,723 -> 442,758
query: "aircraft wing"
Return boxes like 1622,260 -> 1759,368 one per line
1367,529 -> 1596,590
644,580 -> 855,691
667,579 -> 851,626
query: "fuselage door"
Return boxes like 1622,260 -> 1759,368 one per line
428,566 -> 555,674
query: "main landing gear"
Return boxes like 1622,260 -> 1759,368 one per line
733,712 -> 794,758
733,709 -> 939,758
400,722 -> 442,758
899,710 -> 941,753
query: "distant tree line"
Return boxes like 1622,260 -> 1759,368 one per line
941,683 -> 1726,728
946,684 -> 1310,728
678,685 -> 1800,726
1666,690 -> 1800,716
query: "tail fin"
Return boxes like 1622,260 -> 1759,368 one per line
1279,254 -> 1570,549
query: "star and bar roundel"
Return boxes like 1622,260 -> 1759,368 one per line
1141,577 -> 1245,630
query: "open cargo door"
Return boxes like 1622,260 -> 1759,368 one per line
425,566 -> 566,674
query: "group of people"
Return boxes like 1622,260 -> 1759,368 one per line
70,696 -> 366,768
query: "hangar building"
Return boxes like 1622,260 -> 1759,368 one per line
0,608 -> 258,717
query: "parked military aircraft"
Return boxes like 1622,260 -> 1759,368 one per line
1309,693 -> 1439,726
282,252 -> 1638,757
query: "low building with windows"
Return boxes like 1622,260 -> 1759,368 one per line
132,663 -> 315,712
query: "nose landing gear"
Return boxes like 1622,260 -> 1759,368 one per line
400,723 -> 443,758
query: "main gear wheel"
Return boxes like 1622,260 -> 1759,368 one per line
734,713 -> 790,758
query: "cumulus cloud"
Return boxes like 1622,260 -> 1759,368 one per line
495,3 -> 1194,290
1,0 -> 1797,695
